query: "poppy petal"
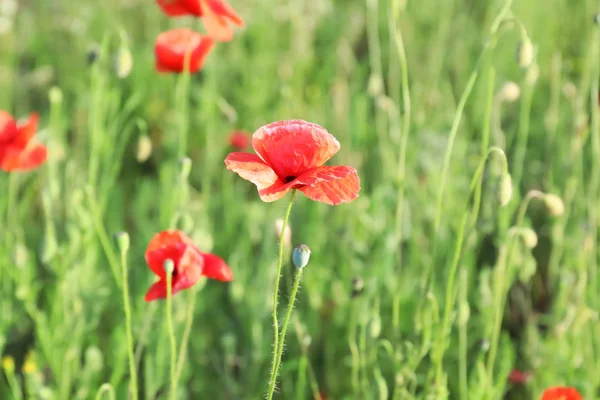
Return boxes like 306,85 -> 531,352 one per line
0,110 -> 17,143
540,387 -> 582,400
201,253 -> 233,281
200,8 -> 234,42
205,0 -> 244,25
0,140 -> 47,172
225,152 -> 281,190
156,0 -> 201,16
145,230 -> 194,279
145,280 -> 168,302
252,120 -> 340,180
172,246 -> 204,293
298,166 -> 360,205
154,29 -> 214,73
15,113 -> 39,147
257,181 -> 292,202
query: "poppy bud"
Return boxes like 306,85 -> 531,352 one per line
516,39 -> 534,68
521,228 -> 538,249
1,356 -> 15,373
457,302 -> 470,326
87,47 -> 99,65
292,244 -> 311,269
113,231 -> 130,255
49,86 -> 63,105
136,135 -> 152,162
163,259 -> 175,274
274,218 -> 291,247
115,45 -> 133,79
594,13 -> 600,25
369,315 -> 382,338
499,173 -> 513,207
351,277 -> 364,298
562,82 -> 577,99
85,346 -> 104,372
544,193 -> 565,216
499,82 -> 520,102
179,156 -> 192,180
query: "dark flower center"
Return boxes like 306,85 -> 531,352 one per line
284,176 -> 296,183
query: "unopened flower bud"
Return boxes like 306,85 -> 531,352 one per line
49,86 -> 63,105
517,39 -> 534,68
179,157 -> 192,180
136,135 -> 152,162
113,231 -> 130,255
457,302 -> 470,326
163,259 -> 175,274
1,356 -> 15,373
499,173 -> 513,207
85,346 -> 104,372
351,277 -> 364,298
521,228 -> 538,249
544,193 -> 565,216
274,218 -> 291,246
500,82 -> 521,102
292,244 -> 311,269
369,315 -> 382,338
115,45 -> 133,79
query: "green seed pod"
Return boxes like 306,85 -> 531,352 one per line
292,244 -> 311,269
499,173 -> 513,207
113,231 -> 130,255
369,315 -> 382,338
544,193 -> 565,216
163,259 -> 175,274
521,228 -> 538,249
85,346 -> 104,372
136,135 -> 152,162
49,86 -> 63,105
517,38 -> 534,68
114,45 -> 133,79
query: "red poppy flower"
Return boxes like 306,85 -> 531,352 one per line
0,111 -> 47,172
154,29 -> 215,74
508,369 -> 531,384
540,387 -> 582,400
225,120 -> 360,205
145,230 -> 233,302
156,0 -> 243,42
228,130 -> 250,150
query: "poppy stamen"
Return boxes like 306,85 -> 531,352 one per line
284,176 -> 296,183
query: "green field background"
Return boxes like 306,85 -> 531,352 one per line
1,0 -> 599,399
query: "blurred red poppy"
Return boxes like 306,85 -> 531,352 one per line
0,111 -> 47,172
145,230 -> 233,302
225,120 -> 360,205
154,29 -> 214,74
508,369 -> 531,384
540,386 -> 582,400
228,130 -> 250,150
156,0 -> 243,42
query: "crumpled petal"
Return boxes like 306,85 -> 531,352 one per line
145,230 -> 195,279
258,165 -> 360,205
298,166 -> 360,205
14,113 -> 39,147
224,152 -> 281,190
0,110 -> 17,143
201,253 -> 233,281
252,120 -> 340,180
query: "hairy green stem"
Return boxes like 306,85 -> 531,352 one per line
267,267 -> 304,400
120,247 -> 138,400
267,190 -> 297,396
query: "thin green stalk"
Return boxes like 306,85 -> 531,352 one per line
348,301 -> 360,397
87,189 -> 121,286
267,267 -> 304,400
174,283 -> 201,384
176,48 -> 192,158
471,66 -> 496,225
458,268 -> 468,400
266,190 -> 297,398
166,270 -> 177,400
511,78 -> 535,186
95,383 -> 116,400
120,246 -> 138,399
433,0 -> 514,234
296,355 -> 307,400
